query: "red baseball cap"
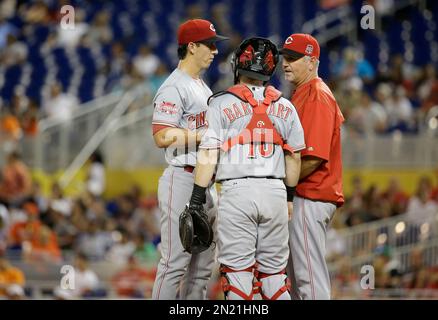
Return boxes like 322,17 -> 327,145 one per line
177,19 -> 228,45
280,33 -> 320,60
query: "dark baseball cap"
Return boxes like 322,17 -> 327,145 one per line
280,33 -> 320,60
177,19 -> 229,45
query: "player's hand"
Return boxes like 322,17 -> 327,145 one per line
287,201 -> 293,221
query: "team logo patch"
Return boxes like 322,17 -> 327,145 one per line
285,36 -> 293,45
157,101 -> 178,115
305,44 -> 313,55
210,24 -> 216,32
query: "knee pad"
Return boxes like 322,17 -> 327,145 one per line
256,269 -> 291,300
220,264 -> 260,300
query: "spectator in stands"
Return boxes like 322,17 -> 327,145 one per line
344,175 -> 365,217
75,220 -> 113,261
385,85 -> 415,132
325,213 -> 347,263
48,182 -> 72,219
42,83 -> 79,122
406,176 -> 438,225
0,204 -> 9,254
20,100 -> 39,137
132,233 -> 158,263
403,246 -> 427,289
211,2 -> 233,38
86,152 -> 106,198
381,177 -> 409,216
23,225 -> 62,263
362,184 -> 388,222
5,283 -> 25,299
69,253 -> 100,298
133,45 -> 160,79
374,82 -> 392,116
330,256 -> 360,299
0,256 -> 26,298
109,194 -> 136,232
87,10 -> 113,44
0,34 -> 28,66
148,62 -> 170,95
380,54 -> 416,89
111,255 -> 155,298
70,199 -> 88,233
419,64 -> 438,116
8,201 -> 42,249
127,196 -> 160,241
333,47 -> 375,89
0,108 -> 22,151
28,180 -> 48,214
373,245 -> 401,290
0,14 -> 17,49
20,0 -> 51,24
106,42 -> 128,91
417,64 -> 437,104
85,198 -> 114,234
51,208 -> 77,250
106,229 -> 135,266
348,91 -> 387,135
0,151 -> 32,205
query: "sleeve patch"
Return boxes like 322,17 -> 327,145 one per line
156,101 -> 179,115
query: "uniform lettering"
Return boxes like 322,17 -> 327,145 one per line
196,110 -> 206,128
223,108 -> 235,122
241,102 -> 252,115
283,107 -> 292,120
259,143 -> 274,157
232,103 -> 244,118
188,111 -> 207,129
276,103 -> 286,119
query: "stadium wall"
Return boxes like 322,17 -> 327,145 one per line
31,167 -> 438,199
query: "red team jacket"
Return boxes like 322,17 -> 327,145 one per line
291,77 -> 345,207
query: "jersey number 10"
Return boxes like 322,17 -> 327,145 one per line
247,143 -> 274,158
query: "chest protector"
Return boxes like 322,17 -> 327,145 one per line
218,84 -> 294,154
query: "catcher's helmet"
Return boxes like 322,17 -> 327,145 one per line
231,37 -> 279,84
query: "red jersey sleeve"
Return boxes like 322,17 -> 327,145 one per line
299,101 -> 335,161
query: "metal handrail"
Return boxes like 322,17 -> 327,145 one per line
302,5 -> 351,34
38,91 -> 122,132
58,91 -> 137,188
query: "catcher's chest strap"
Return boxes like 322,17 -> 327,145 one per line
221,85 -> 294,153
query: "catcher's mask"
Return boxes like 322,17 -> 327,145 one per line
231,37 -> 279,84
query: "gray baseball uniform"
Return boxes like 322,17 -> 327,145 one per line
200,85 -> 305,299
151,68 -> 218,300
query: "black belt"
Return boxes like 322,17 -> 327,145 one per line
219,176 -> 280,182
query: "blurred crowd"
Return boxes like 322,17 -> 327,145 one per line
0,0 -> 437,299
342,174 -> 438,227
0,0 -> 437,150
331,245 -> 438,299
0,150 -> 161,299
0,151 -> 436,299
332,50 -> 438,136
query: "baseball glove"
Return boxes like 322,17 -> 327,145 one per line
179,204 -> 213,254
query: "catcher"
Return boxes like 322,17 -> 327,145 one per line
180,37 -> 304,300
